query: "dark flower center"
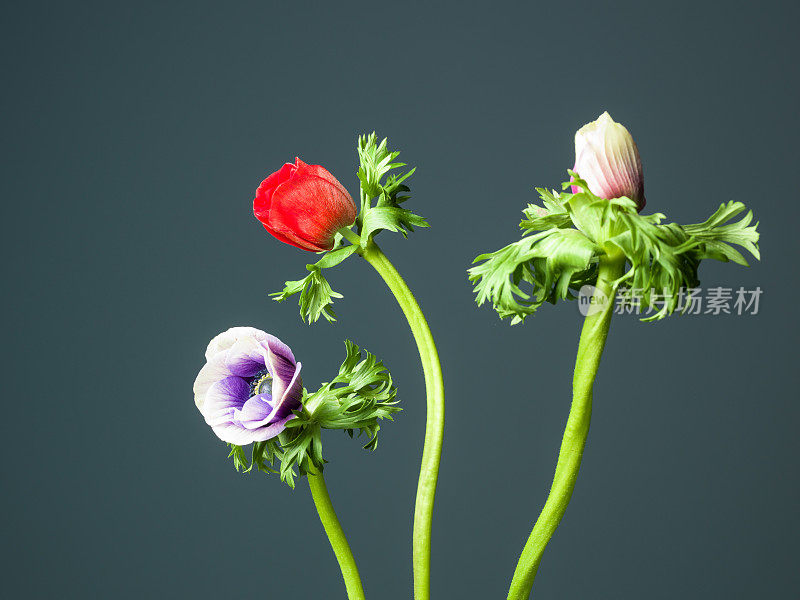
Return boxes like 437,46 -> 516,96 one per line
247,369 -> 272,397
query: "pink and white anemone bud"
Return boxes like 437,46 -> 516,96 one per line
571,111 -> 646,212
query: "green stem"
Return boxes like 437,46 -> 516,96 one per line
307,465 -> 367,600
342,229 -> 444,600
506,250 -> 626,600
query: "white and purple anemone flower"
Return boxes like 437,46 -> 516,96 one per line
193,327 -> 303,445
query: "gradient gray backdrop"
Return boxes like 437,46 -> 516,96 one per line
3,1 -> 798,598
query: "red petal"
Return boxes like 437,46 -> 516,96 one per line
260,222 -> 328,252
268,173 -> 355,251
295,162 -> 352,202
253,162 -> 298,220
262,161 -> 297,193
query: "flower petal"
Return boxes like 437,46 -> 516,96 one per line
268,173 -> 355,251
210,421 -> 263,445
211,414 -> 295,444
201,376 -> 250,427
247,414 -> 295,441
265,335 -> 296,368
234,394 -> 275,430
271,361 -> 303,422
193,352 -> 231,410
205,327 -> 270,361
298,162 -> 353,203
253,162 -> 298,221
266,339 -> 298,401
259,221 -> 309,249
224,337 -> 268,377
572,111 -> 645,211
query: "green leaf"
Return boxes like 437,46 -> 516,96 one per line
469,228 -> 600,323
315,244 -> 358,269
355,132 -> 428,243
227,443 -> 251,473
469,171 -> 761,323
275,424 -> 323,488
521,187 -> 573,230
357,134 -> 403,200
303,340 -> 401,450
227,440 -> 281,475
360,206 -> 429,241
683,201 -> 760,264
609,201 -> 759,320
270,235 -> 358,324
270,265 -> 342,323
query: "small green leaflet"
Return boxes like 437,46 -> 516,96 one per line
227,439 -> 281,475
270,245 -> 357,323
355,133 -> 428,243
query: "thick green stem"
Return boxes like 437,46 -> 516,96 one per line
307,466 -> 367,600
506,250 -> 626,600
354,237 -> 445,600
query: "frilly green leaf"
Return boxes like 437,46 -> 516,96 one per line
355,133 -> 428,243
470,228 -> 599,324
226,340 -> 400,488
270,246 -> 359,323
470,171 -> 760,323
300,339 -> 400,450
270,265 -> 342,323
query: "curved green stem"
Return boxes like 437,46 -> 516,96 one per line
307,465 -> 367,600
506,250 -> 626,600
341,229 -> 444,600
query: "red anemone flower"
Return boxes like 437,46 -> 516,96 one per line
253,158 -> 357,252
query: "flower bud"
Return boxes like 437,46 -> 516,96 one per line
253,158 -> 357,252
572,112 -> 645,211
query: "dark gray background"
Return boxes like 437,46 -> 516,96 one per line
2,1 -> 798,598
